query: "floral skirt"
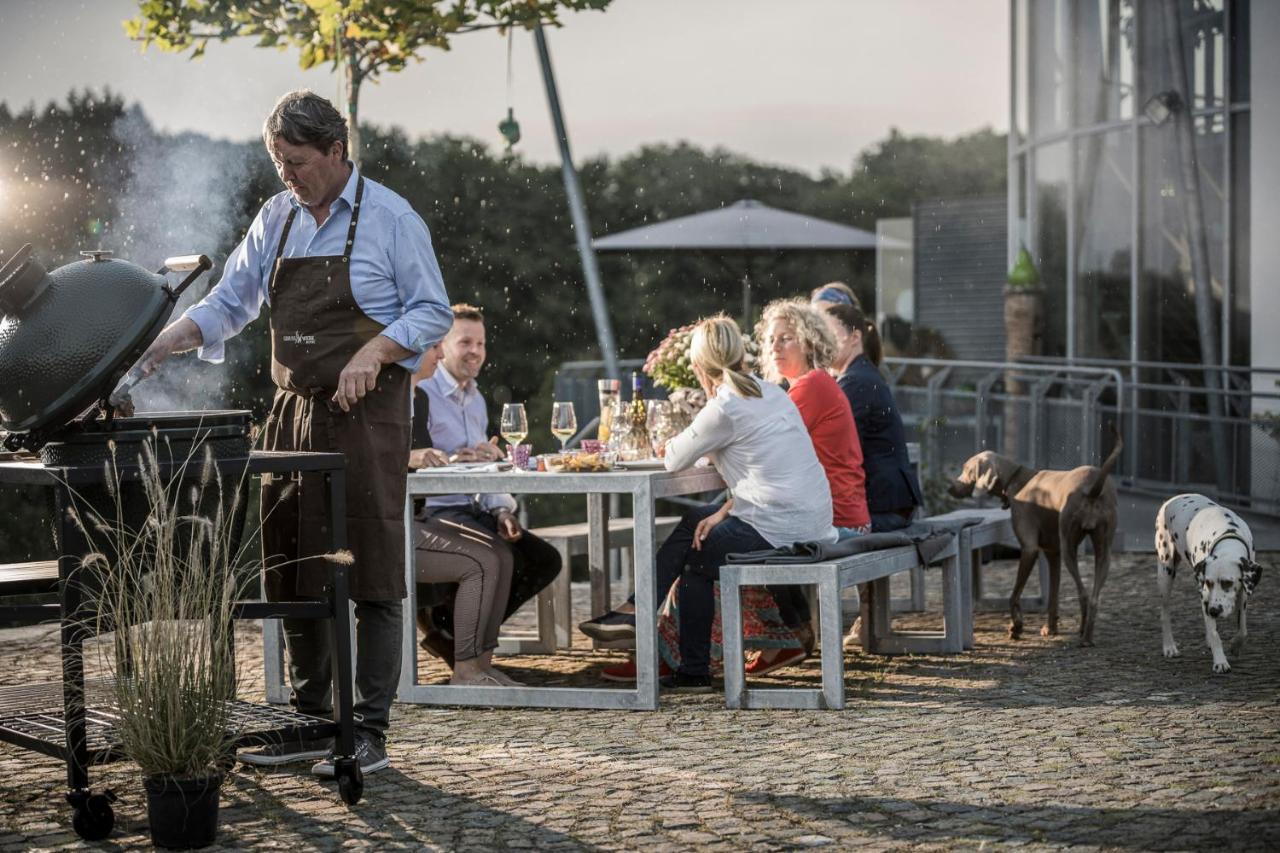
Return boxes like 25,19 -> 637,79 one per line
656,582 -> 802,677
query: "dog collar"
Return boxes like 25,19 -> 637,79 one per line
1206,531 -> 1253,560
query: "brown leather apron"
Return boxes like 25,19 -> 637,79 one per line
260,176 -> 410,601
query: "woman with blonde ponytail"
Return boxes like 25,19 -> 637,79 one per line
579,315 -> 836,691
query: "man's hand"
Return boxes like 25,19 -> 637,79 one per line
450,438 -> 503,463
332,335 -> 413,413
494,509 -> 523,542
137,318 -> 203,378
409,448 -> 449,470
692,500 -> 733,551
473,437 -> 504,462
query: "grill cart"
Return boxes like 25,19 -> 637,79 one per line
0,450 -> 363,841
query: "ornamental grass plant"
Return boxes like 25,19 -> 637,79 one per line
67,437 -> 257,781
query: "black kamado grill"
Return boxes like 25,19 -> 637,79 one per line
0,244 -> 363,840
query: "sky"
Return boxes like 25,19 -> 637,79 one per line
0,0 -> 1008,175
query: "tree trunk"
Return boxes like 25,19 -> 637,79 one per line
344,42 -> 362,166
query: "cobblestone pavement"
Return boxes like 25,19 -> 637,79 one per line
0,552 -> 1276,851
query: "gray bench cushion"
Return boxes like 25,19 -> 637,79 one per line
726,515 -> 985,566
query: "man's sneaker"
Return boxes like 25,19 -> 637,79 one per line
578,609 -> 636,641
237,735 -> 332,767
311,731 -> 390,778
658,671 -> 713,694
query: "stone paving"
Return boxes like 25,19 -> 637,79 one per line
0,552 -> 1277,851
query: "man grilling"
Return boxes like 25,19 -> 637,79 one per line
136,90 -> 452,777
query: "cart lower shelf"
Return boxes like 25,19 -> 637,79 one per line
0,678 -> 334,763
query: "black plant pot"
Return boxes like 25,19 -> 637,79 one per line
143,773 -> 222,849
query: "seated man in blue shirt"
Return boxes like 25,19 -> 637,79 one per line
412,304 -> 562,662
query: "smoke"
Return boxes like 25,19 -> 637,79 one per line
101,108 -> 259,413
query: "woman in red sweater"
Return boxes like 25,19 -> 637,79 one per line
745,299 -> 871,672
758,299 -> 871,533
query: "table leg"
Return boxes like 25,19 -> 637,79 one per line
400,495 -> 420,693
630,482 -> 660,710
587,494 -> 611,616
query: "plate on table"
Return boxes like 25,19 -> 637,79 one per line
617,458 -> 666,470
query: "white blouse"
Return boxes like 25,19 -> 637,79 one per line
664,378 -> 837,548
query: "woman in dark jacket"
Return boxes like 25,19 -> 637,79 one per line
819,301 -> 923,532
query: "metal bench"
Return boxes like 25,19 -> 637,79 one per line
526,515 -> 680,651
925,507 -> 1045,639
721,533 -> 965,711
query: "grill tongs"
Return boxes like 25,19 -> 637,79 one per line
102,254 -> 213,420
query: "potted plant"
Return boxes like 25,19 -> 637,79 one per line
73,441 -> 253,849
1003,248 -> 1043,457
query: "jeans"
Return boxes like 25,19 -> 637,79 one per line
284,597 -> 403,740
645,505 -> 772,677
870,509 -> 913,533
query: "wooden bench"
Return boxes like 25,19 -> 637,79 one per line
521,516 -> 680,652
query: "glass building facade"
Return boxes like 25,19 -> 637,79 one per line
1010,0 -> 1251,366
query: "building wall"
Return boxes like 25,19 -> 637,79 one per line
1250,0 -> 1279,500
913,196 -> 1008,362
1252,0 -> 1280,393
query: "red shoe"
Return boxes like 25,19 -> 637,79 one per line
600,659 -> 673,683
745,646 -> 807,676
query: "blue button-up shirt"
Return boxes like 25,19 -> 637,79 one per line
183,167 -> 452,372
418,365 -> 517,515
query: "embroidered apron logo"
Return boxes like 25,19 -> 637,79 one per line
283,330 -> 316,344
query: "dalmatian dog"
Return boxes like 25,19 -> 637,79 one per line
1156,494 -> 1263,673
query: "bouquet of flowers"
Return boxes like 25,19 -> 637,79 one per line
642,323 -> 698,391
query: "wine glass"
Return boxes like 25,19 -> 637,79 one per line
499,403 -> 528,460
550,401 -> 577,452
604,399 -> 630,453
646,400 -> 673,457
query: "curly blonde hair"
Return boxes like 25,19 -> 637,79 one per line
756,298 -> 837,382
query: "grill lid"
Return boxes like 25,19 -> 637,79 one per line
0,245 -> 212,442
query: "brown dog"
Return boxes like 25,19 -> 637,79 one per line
948,434 -> 1123,645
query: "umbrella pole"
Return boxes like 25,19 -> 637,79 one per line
534,23 -> 620,379
741,257 -> 754,330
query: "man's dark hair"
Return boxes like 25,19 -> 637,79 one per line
451,303 -> 484,322
262,90 -> 349,160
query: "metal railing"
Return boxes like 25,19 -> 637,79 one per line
886,356 -> 1280,516
549,356 -> 1280,516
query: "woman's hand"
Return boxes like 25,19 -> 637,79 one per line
692,501 -> 733,551
409,448 -> 449,469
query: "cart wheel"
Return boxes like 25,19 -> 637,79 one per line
335,759 -> 363,805
71,792 -> 116,841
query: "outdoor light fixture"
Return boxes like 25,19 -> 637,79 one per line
1143,90 -> 1184,126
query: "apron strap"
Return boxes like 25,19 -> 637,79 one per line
268,206 -> 299,297
343,176 -> 365,262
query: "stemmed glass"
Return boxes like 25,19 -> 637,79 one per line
499,403 -> 528,460
550,401 -> 577,452
646,400 -> 673,457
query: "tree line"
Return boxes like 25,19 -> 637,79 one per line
0,89 -> 1005,561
